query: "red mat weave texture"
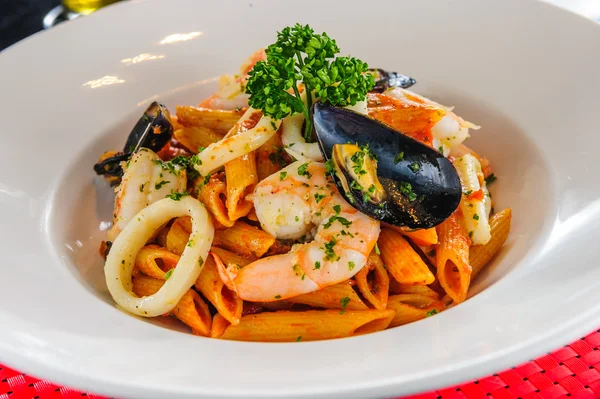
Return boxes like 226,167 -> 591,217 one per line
1,329 -> 599,399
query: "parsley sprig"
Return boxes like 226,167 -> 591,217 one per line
245,24 -> 375,142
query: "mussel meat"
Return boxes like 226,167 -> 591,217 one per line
312,103 -> 461,229
369,68 -> 417,92
93,101 -> 173,185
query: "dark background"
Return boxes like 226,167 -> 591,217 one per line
1,0 -> 60,51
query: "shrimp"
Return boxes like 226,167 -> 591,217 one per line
199,49 -> 266,110
218,161 -> 380,301
107,149 -> 187,241
368,88 -> 479,156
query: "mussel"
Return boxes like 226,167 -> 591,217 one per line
369,68 -> 417,92
312,103 -> 461,229
93,101 -> 173,185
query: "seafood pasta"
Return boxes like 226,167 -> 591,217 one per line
94,24 -> 511,342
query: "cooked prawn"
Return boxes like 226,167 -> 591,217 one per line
217,161 -> 380,301
368,87 -> 479,155
108,149 -> 187,241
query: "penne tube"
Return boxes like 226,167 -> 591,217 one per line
212,309 -> 396,342
195,173 -> 235,228
378,228 -> 435,285
176,106 -> 244,135
386,225 -> 438,246
256,133 -> 285,181
132,275 -> 212,336
194,109 -> 281,176
388,279 -> 440,299
288,281 -> 368,310
213,221 -> 275,258
354,252 -> 389,310
195,253 -> 242,325
436,211 -> 472,303
210,246 -> 252,268
174,126 -> 224,153
470,208 -> 512,279
225,153 -> 257,221
454,154 -> 492,245
387,294 -> 445,327
165,217 -> 191,256
135,244 -> 179,279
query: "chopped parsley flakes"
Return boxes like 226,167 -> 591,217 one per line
314,261 -> 321,270
485,173 -> 497,185
297,163 -> 312,179
154,180 -> 170,190
473,214 -> 480,220
348,261 -> 355,270
398,181 -> 417,202
324,238 -> 339,261
375,243 -> 381,255
314,193 -> 326,203
394,151 -> 404,164
426,309 -> 438,317
408,162 -> 420,172
164,269 -> 174,280
279,171 -> 287,180
166,191 -> 189,201
340,296 -> 350,314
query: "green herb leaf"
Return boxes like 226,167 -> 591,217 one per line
166,191 -> 189,201
164,269 -> 174,280
279,171 -> 288,180
297,163 -> 312,179
485,173 -> 497,185
426,309 -> 438,317
394,151 -> 404,164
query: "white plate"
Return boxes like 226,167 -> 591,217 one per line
1,0 -> 599,397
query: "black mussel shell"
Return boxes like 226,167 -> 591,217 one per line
122,101 -> 173,154
93,101 -> 173,184
312,103 -> 461,229
369,68 -> 417,92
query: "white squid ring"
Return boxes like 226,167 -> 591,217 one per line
105,196 -> 214,317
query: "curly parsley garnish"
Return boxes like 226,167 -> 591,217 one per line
245,24 -> 375,142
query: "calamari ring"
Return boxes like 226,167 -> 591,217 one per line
105,196 -> 214,317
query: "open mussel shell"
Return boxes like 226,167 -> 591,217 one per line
369,68 -> 417,92
312,103 -> 461,229
93,101 -> 173,184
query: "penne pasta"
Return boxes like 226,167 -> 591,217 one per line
256,133 -> 285,181
165,217 -> 191,256
386,225 -> 438,246
470,208 -> 512,279
195,253 -> 243,325
174,126 -> 224,153
378,228 -> 435,285
288,281 -> 369,310
132,275 -> 212,336
135,244 -> 179,279
225,153 -> 257,221
354,252 -> 389,310
212,309 -> 396,342
436,211 -> 472,303
213,221 -> 275,258
387,294 -> 445,327
195,173 -> 235,229
454,154 -> 492,245
388,280 -> 440,299
176,106 -> 244,135
210,246 -> 252,268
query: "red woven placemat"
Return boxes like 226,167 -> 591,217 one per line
2,329 -> 599,399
